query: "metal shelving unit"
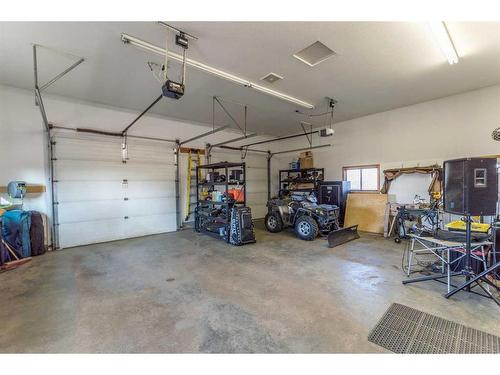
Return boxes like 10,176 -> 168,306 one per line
195,161 -> 247,243
279,168 -> 324,194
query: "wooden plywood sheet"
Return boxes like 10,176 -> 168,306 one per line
344,193 -> 388,234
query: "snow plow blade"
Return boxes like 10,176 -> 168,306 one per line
327,225 -> 360,248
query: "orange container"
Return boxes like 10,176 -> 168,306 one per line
228,188 -> 244,202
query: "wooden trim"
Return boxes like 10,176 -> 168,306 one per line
342,163 -> 380,170
342,164 -> 380,192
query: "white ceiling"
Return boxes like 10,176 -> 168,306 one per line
1,22 -> 500,136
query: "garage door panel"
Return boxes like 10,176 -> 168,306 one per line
246,166 -> 267,172
247,168 -> 267,176
57,181 -> 125,201
124,162 -> 175,180
54,133 -> 177,248
58,219 -> 126,248
58,181 -> 175,202
251,206 -> 267,219
55,160 -> 173,181
125,198 -> 176,216
58,198 -> 176,224
125,181 -> 176,198
59,214 -> 176,248
56,160 -> 128,181
247,175 -> 267,183
127,144 -> 175,164
55,136 -> 175,163
247,191 -> 267,199
246,184 -> 266,192
124,214 -> 177,237
55,138 -> 122,161
58,200 -> 125,223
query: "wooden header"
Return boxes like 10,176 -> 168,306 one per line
179,147 -> 206,155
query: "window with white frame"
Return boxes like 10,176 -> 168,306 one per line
342,165 -> 380,192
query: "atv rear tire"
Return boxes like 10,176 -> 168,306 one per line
294,215 -> 319,241
265,212 -> 283,233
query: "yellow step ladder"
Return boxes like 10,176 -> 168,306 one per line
181,148 -> 205,222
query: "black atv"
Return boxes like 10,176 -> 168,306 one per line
264,193 -> 340,240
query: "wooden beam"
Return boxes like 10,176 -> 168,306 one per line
179,147 -> 206,155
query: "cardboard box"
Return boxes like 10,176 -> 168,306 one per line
298,150 -> 313,169
296,183 -> 315,189
299,156 -> 314,169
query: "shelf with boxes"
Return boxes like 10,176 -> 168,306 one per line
279,168 -> 325,195
195,161 -> 255,245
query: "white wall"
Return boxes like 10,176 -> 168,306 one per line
272,84 -> 500,203
0,85 -> 50,214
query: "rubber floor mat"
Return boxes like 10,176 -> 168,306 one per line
368,303 -> 500,353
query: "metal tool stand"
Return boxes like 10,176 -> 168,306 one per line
195,162 -> 247,243
403,216 -> 500,306
403,233 -> 490,291
443,217 -> 500,305
444,261 -> 500,305
393,201 -> 440,243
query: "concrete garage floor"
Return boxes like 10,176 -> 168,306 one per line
1,222 -> 499,353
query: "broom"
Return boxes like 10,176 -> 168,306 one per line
0,238 -> 31,271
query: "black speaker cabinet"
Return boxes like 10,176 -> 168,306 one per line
317,181 -> 351,226
443,157 -> 498,216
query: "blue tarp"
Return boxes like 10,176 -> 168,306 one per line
1,210 -> 31,258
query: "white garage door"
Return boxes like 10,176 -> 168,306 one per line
53,132 -> 177,248
210,150 -> 268,219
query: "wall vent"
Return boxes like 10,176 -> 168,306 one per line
260,72 -> 284,84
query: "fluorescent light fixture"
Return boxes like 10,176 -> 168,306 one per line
428,21 -> 459,65
121,33 -> 314,109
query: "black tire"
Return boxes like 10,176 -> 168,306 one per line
294,215 -> 319,241
394,237 -> 401,244
265,212 -> 283,233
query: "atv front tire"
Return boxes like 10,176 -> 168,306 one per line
294,215 -> 319,241
265,212 -> 283,233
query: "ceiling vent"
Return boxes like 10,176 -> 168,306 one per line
260,72 -> 284,84
293,41 -> 336,67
